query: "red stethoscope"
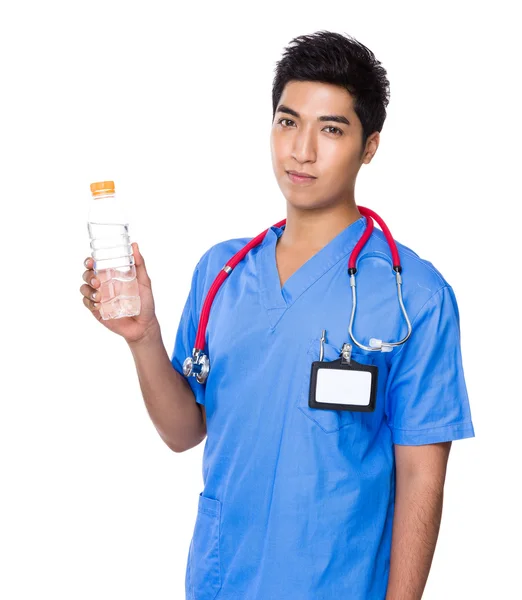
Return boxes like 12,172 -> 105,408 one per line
183,206 -> 413,384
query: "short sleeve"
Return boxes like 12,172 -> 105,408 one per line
385,285 -> 475,445
170,262 -> 206,406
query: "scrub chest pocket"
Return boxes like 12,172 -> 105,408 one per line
297,338 -> 377,433
187,492 -> 222,600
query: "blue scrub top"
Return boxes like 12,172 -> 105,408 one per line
171,215 -> 475,600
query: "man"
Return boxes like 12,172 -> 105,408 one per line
170,31 -> 475,599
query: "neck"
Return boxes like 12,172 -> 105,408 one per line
277,201 -> 362,251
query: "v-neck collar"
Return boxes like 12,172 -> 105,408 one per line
256,215 -> 367,328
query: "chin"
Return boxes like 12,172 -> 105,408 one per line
285,194 -> 323,210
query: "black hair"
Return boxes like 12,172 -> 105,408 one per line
272,31 -> 391,154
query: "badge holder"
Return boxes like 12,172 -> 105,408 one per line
309,330 -> 378,413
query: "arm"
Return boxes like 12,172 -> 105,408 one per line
385,441 -> 452,600
128,324 -> 207,453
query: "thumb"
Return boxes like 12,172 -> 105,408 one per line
132,242 -> 151,284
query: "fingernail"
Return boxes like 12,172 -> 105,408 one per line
92,291 -> 98,300
84,258 -> 90,268
91,278 -> 96,286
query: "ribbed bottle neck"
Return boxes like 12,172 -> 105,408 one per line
92,192 -> 116,200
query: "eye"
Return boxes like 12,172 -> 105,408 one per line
324,126 -> 343,136
277,118 -> 295,127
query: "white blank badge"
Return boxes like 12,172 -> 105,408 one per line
308,357 -> 378,412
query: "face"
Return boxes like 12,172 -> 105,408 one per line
270,80 -> 380,210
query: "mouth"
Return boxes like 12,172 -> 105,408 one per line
286,171 -> 317,184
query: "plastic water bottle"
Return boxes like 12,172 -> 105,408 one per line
87,180 -> 141,320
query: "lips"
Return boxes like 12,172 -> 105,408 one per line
287,170 -> 316,178
287,171 -> 317,184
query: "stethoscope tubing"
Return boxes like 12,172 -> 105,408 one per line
190,205 -> 411,365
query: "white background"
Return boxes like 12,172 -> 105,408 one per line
1,1 -> 519,598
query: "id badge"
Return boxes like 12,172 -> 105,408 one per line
308,341 -> 378,413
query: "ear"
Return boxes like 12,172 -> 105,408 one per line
362,132 -> 380,164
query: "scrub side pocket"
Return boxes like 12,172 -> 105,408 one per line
188,492 -> 222,600
297,338 -> 376,434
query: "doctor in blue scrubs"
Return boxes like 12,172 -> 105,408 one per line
171,31 -> 475,600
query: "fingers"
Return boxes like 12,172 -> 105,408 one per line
132,242 -> 143,266
82,271 -> 99,287
132,242 -> 151,285
82,294 -> 101,312
81,256 -> 100,311
80,283 -> 100,302
82,257 -> 100,288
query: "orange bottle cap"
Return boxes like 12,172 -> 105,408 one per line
90,181 -> 115,195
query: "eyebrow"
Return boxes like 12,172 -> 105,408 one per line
275,104 -> 350,126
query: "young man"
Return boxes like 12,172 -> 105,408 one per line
171,31 -> 475,600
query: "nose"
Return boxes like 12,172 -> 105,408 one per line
291,125 -> 317,164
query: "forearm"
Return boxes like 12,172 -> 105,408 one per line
385,475 -> 444,600
128,326 -> 205,452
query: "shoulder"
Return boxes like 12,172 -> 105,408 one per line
362,227 -> 454,318
192,235 -> 254,292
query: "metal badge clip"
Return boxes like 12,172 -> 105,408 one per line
340,342 -> 352,365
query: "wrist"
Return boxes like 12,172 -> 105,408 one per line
128,321 -> 162,349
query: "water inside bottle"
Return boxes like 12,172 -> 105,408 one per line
87,222 -> 141,320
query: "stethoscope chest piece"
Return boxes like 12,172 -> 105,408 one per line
183,350 -> 210,384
